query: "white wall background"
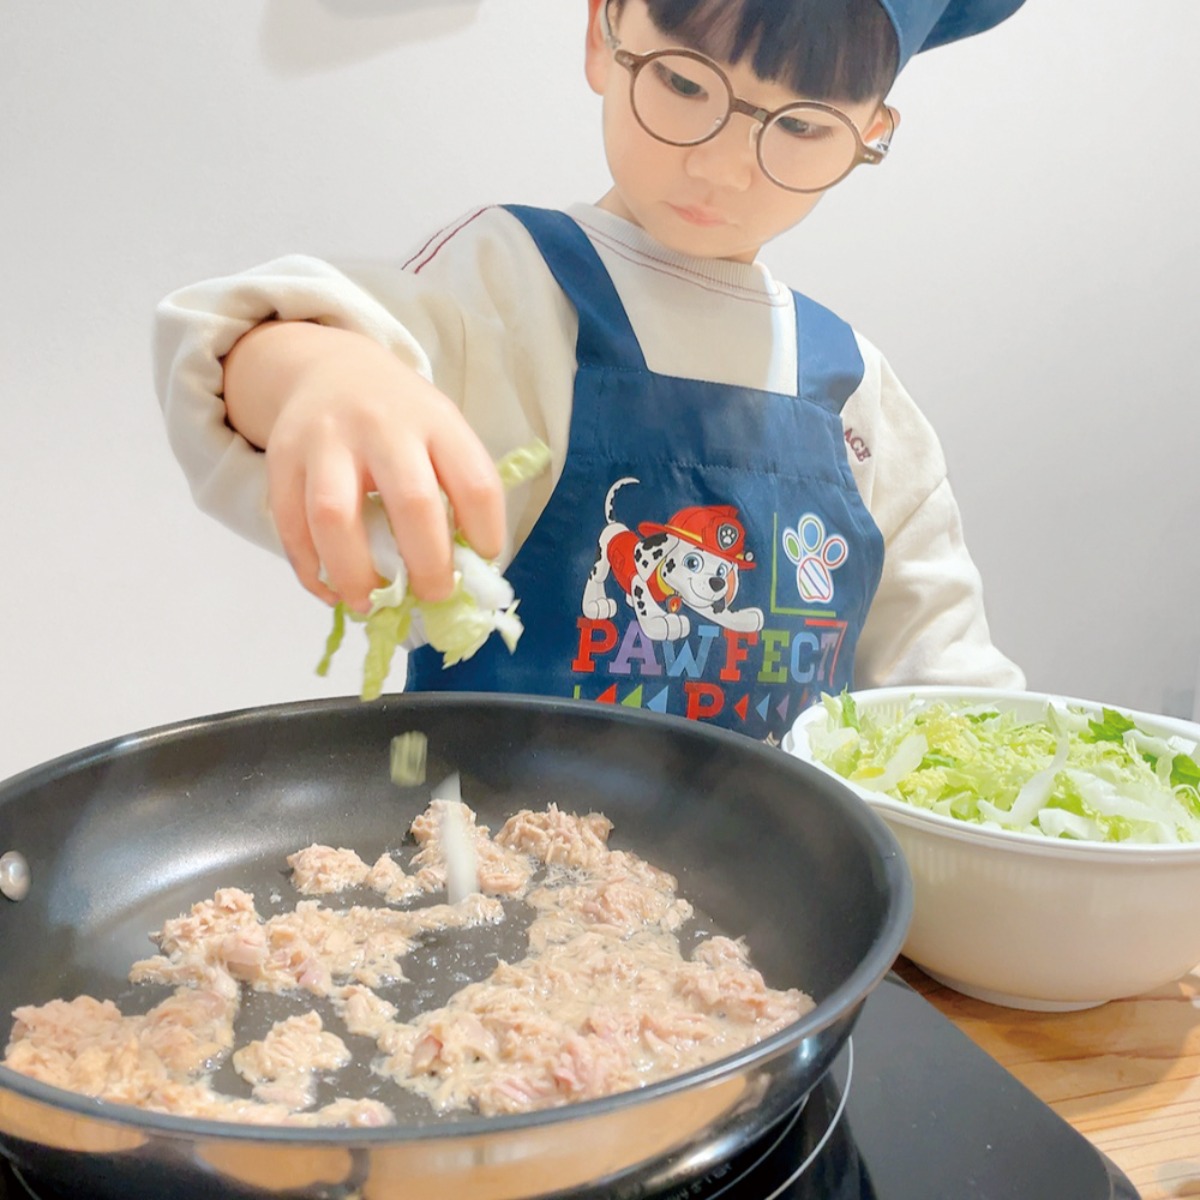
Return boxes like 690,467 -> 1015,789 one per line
2,0 -> 1197,783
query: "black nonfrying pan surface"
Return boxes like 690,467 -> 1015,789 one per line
0,694 -> 911,1198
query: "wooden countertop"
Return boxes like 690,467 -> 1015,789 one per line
893,958 -> 1200,1200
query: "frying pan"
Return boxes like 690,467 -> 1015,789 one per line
0,694 -> 911,1199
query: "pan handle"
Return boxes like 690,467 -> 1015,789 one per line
0,851 -> 30,901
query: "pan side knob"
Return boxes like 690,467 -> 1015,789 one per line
0,851 -> 30,901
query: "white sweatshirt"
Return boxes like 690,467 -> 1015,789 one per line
154,202 -> 1023,690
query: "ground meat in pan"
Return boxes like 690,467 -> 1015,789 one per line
132,891 -> 503,996
287,844 -> 425,905
410,799 -> 537,897
287,846 -> 372,895
232,1012 -> 351,1110
369,811 -> 811,1115
4,800 -> 812,1124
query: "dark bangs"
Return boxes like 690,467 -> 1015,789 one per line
614,0 -> 899,103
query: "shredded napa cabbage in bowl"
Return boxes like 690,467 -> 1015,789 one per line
800,691 -> 1200,846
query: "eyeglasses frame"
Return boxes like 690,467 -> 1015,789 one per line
600,1 -> 898,194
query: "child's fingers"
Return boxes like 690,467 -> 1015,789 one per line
304,447 -> 380,613
369,444 -> 456,603
428,421 -> 506,562
267,456 -> 340,607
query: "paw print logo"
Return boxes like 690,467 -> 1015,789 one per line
716,522 -> 741,555
782,514 -> 847,604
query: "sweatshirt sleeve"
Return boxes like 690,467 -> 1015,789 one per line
843,337 -> 1025,690
152,206 -> 578,563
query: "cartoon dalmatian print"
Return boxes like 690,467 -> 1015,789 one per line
581,478 -> 765,641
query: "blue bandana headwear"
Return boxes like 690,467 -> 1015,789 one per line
879,0 -> 1026,70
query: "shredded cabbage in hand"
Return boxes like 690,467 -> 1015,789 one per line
316,439 -> 551,700
807,692 -> 1200,845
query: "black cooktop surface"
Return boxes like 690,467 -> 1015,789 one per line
0,973 -> 1140,1200
632,972 -> 1141,1199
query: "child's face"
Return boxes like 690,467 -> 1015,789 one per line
586,0 -> 892,264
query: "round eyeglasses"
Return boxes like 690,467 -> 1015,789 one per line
601,6 -> 897,194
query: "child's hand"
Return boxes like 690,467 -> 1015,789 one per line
223,321 -> 506,612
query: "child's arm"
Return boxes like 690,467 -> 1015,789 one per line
844,340 -> 1025,689
855,474 -> 1024,689
221,319 -> 504,611
154,208 -> 578,619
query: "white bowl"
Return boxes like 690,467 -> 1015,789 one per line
784,686 -> 1200,1011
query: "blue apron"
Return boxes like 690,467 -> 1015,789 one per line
407,205 -> 884,741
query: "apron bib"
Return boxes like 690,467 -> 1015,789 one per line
408,206 -> 884,741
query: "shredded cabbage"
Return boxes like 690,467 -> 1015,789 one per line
316,439 -> 551,700
389,731 -> 428,786
807,692 -> 1200,845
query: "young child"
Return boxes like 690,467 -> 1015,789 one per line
155,0 -> 1026,741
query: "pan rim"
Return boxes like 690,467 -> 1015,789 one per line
0,692 -> 912,1145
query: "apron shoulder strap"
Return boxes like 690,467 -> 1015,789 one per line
504,205 -> 646,371
792,290 -> 866,415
